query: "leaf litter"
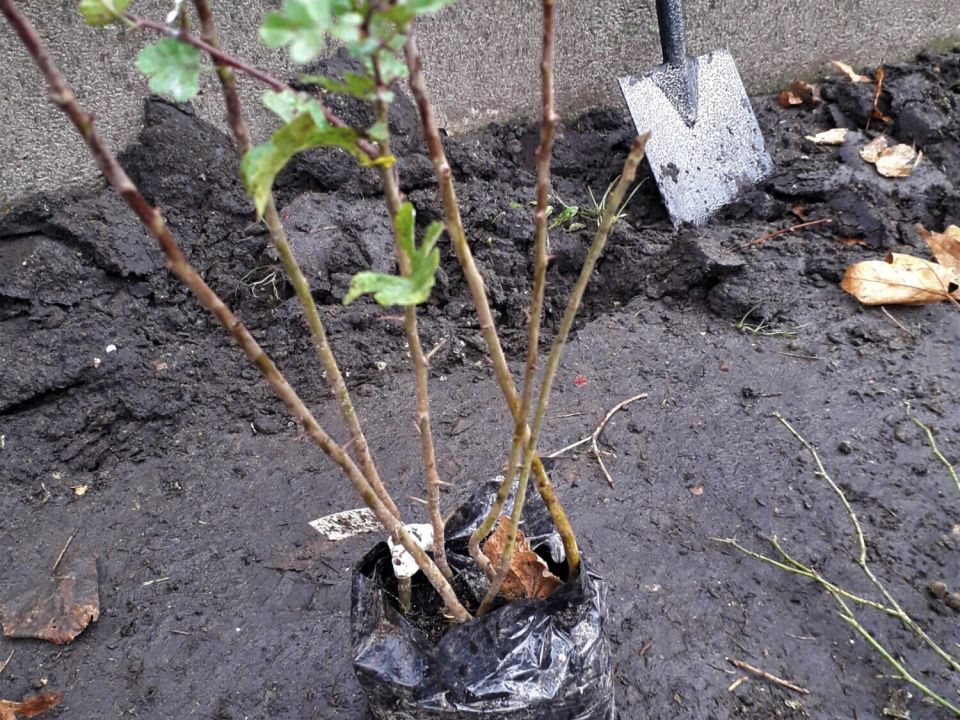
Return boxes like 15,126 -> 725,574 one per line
482,515 -> 561,601
1,557 -> 99,644
841,226 -> 960,306
859,136 -> 922,178
0,692 -> 63,720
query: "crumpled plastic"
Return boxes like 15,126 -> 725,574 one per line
351,479 -> 615,719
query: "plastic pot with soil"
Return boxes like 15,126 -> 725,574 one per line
352,481 -> 615,719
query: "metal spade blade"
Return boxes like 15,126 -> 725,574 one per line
618,0 -> 773,227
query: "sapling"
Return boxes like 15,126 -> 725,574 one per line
1,0 -> 648,626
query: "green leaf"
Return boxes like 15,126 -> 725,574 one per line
549,204 -> 579,229
79,0 -> 131,26
303,72 -> 383,102
344,203 -> 442,306
260,0 -> 340,64
368,50 -> 408,85
406,0 -> 457,12
366,119 -> 389,142
136,39 -> 200,102
262,89 -> 315,122
241,111 -> 362,216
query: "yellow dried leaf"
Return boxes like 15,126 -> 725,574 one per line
482,515 -> 561,601
917,224 -> 960,275
875,145 -> 920,178
72,485 -> 89,497
859,137 -> 921,178
860,136 -> 888,163
805,128 -> 848,145
831,60 -> 872,83
841,253 -> 959,306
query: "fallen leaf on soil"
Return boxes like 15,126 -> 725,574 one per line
689,486 -> 704,497
859,136 -> 888,163
482,515 -> 561,601
859,137 -> 922,177
778,80 -> 819,109
1,557 -> 99,644
805,128 -> 848,145
71,485 -> 88,497
841,253 -> 959,306
0,691 -> 63,720
831,60 -> 872,83
917,224 -> 960,274
875,145 -> 921,178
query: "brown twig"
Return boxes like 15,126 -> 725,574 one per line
740,218 -> 832,249
52,532 -> 77,573
726,658 -> 809,694
370,47 -> 451,579
189,0 -> 398,518
501,0 -> 560,539
0,0 -> 468,622
545,393 -> 648,487
479,134 -> 651,613
492,0 -> 559,586
405,21 -> 581,581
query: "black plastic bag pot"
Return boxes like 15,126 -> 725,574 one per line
351,480 -> 615,719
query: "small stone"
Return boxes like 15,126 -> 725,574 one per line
838,440 -> 854,454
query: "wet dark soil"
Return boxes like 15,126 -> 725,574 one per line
1,48 -> 959,719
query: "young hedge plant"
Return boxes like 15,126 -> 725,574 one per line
1,0 -> 649,623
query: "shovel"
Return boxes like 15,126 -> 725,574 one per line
618,0 -> 773,227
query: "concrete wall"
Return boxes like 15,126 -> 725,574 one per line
2,1 -> 958,202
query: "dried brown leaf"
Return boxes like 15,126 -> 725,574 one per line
778,80 -> 819,109
917,224 -> 960,275
831,60 -> 872,83
875,145 -> 921,178
0,692 -> 63,720
859,137 -> 921,178
841,252 -> 959,306
870,65 -> 893,124
482,515 -> 561,601
1,557 -> 99,644
805,128 -> 848,145
859,136 -> 888,163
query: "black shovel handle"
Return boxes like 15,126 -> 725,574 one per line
656,0 -> 687,67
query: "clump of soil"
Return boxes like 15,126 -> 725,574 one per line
1,48 -> 958,719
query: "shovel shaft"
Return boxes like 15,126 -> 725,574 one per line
656,0 -> 687,66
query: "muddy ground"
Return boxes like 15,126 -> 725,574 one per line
1,48 -> 959,719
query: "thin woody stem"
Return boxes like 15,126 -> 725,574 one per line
190,0 -> 398,518
124,11 -> 380,160
480,133 -> 650,610
831,593 -> 960,716
370,57 -> 452,578
499,0 -> 559,572
478,0 -> 558,611
775,413 -> 960,673
404,31 -> 581,579
0,0 -> 465,620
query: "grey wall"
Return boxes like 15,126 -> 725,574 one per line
2,1 -> 958,203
